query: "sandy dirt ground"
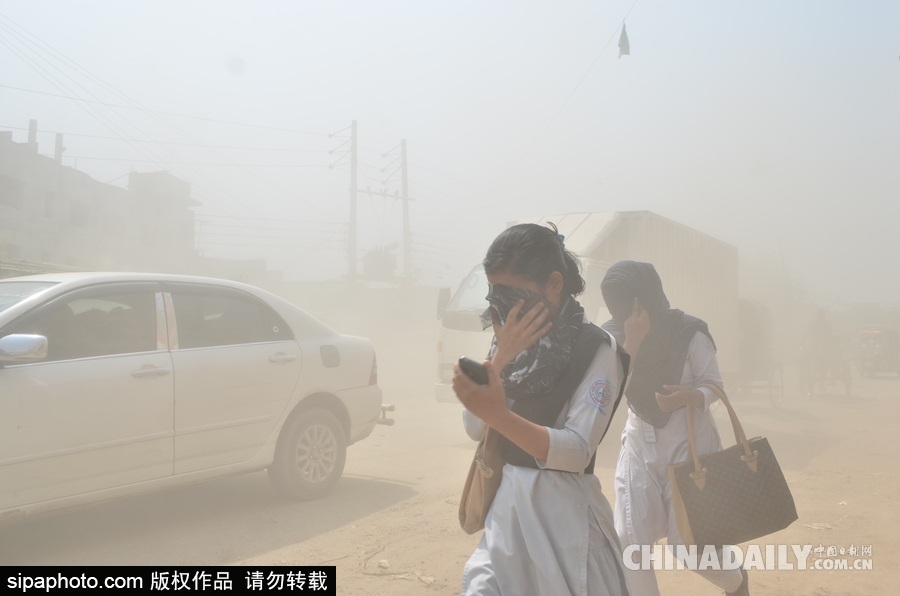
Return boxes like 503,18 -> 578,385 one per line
2,323 -> 898,596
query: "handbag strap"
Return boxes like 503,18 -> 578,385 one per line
475,428 -> 497,478
685,383 -> 759,490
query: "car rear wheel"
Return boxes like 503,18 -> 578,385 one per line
269,408 -> 346,500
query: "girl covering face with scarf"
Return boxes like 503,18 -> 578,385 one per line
453,223 -> 632,596
480,281 -> 585,399
601,261 -> 750,596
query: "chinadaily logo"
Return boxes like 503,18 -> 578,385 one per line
623,544 -> 873,572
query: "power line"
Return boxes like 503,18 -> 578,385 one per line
413,232 -> 486,250
0,13 -> 515,269
0,83 -> 328,136
408,161 -> 517,204
336,166 -> 493,216
200,215 -> 346,225
0,125 -> 329,151
0,18 -> 344,222
200,231 -> 346,241
355,159 -> 513,217
0,33 -> 169,169
283,230 -> 350,272
0,24 -> 269,221
487,0 -> 641,194
411,238 -> 483,257
197,241 -> 346,250
54,154 -> 332,167
412,178 -> 511,216
412,242 -> 482,259
201,223 -> 344,232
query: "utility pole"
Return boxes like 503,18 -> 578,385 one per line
27,119 -> 38,153
54,133 -> 65,164
400,139 -> 412,288
349,120 -> 358,281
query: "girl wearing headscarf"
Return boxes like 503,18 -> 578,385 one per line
453,224 -> 632,596
600,261 -> 749,596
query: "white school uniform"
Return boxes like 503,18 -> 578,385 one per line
461,328 -> 631,596
614,331 -> 744,595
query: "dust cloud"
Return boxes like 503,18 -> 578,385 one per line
1,1 -> 898,594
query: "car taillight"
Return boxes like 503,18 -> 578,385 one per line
437,341 -> 442,352
369,355 -> 378,385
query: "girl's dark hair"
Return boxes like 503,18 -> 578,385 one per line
483,223 -> 586,297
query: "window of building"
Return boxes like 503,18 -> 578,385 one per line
0,175 -> 25,210
69,202 -> 90,228
44,192 -> 55,219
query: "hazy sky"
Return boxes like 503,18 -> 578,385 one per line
2,1 -> 898,304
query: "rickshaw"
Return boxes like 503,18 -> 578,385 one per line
737,299 -> 785,407
854,327 -> 900,377
798,333 -> 852,397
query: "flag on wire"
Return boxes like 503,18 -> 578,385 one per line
618,23 -> 630,59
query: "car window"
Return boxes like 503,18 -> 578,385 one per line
9,287 -> 157,361
447,266 -> 489,313
168,285 -> 292,349
0,281 -> 57,313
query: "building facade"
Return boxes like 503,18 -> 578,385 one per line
0,126 -> 199,273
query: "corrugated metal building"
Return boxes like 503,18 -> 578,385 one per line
0,258 -> 81,280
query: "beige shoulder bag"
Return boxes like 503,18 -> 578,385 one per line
458,427 -> 504,534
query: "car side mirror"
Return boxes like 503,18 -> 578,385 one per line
0,334 -> 49,362
437,287 -> 451,319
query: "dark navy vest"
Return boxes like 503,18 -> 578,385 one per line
499,324 -> 630,474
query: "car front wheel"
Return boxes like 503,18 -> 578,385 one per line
269,408 -> 346,500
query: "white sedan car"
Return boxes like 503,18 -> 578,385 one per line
0,273 -> 385,520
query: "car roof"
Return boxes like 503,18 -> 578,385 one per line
2,272 -> 255,288
0,272 -> 338,339
0,272 -> 288,302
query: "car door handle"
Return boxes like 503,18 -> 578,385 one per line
269,354 -> 297,363
132,367 -> 172,378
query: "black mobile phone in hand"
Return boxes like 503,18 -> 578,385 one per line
459,357 -> 489,385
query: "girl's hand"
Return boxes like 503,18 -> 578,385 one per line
490,299 -> 552,370
624,297 -> 651,357
655,385 -> 704,412
453,359 -> 508,426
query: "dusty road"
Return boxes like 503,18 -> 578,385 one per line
2,328 -> 898,595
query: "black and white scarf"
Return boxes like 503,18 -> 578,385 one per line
481,283 -> 585,400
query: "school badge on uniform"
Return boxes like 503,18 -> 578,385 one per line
588,378 -> 612,411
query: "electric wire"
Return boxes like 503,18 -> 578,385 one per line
0,16 -> 344,223
0,125 -> 329,151
1,14 -> 507,282
0,82 -> 328,136
486,0 -> 641,195
0,25 -> 269,221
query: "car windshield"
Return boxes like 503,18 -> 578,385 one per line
446,266 -> 489,313
0,281 -> 57,313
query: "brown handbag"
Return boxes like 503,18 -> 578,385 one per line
459,427 -> 504,534
668,383 -> 798,549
